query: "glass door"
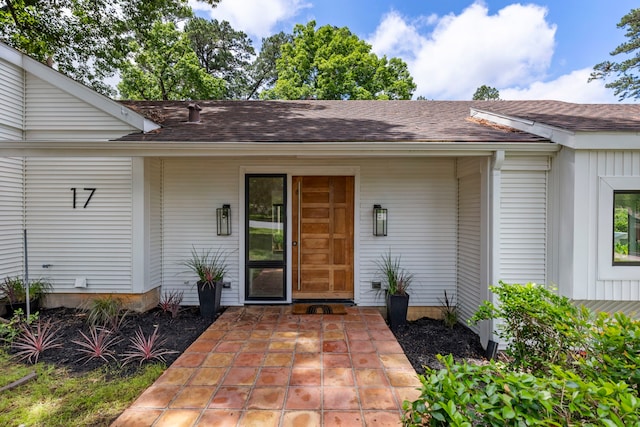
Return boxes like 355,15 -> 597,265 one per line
245,175 -> 287,300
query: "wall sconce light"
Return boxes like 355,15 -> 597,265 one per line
373,204 -> 387,236
217,204 -> 231,236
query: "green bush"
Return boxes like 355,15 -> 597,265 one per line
404,281 -> 640,426
470,281 -> 589,373
403,355 -> 640,427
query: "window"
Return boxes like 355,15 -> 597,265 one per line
613,191 -> 640,265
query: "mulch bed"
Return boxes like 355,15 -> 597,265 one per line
4,306 -> 213,376
392,317 -> 487,375
3,307 -> 485,377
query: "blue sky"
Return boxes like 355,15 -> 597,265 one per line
191,0 -> 639,102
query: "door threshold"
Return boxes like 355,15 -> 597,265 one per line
291,299 -> 354,306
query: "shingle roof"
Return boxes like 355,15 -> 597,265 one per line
116,100 -> 640,143
472,100 -> 640,132
116,100 -> 547,143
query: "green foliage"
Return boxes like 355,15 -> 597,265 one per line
472,84 -> 500,100
85,295 -> 127,331
403,355 -> 640,427
614,206 -> 629,232
247,31 -> 292,99
185,17 -> 255,99
439,290 -> 458,328
375,250 -> 413,296
0,309 -> 39,344
0,0 -> 196,95
590,8 -> 640,100
262,20 -> 416,100
470,281 -> 588,372
118,21 -> 225,100
0,276 -> 51,304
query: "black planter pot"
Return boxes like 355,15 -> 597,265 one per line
197,281 -> 222,320
386,293 -> 409,330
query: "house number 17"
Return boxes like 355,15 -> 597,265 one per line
71,188 -> 96,209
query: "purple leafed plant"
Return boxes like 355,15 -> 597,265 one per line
12,319 -> 62,364
158,290 -> 184,318
72,326 -> 121,365
122,326 -> 177,366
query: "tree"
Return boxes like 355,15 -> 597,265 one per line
117,21 -> 225,100
185,18 -> 255,99
261,21 -> 416,100
590,8 -> 640,100
472,85 -> 500,100
0,0 -> 218,95
246,32 -> 292,99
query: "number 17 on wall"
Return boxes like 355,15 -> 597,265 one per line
70,188 -> 96,209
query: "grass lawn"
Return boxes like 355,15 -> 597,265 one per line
0,350 -> 164,426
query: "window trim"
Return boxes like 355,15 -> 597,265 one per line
598,177 -> 640,279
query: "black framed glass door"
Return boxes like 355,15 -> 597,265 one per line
245,174 -> 287,300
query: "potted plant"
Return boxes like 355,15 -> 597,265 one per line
0,276 -> 51,317
376,251 -> 413,330
183,247 -> 229,320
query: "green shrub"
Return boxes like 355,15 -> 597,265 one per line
0,309 -> 39,345
579,311 -> 640,393
470,281 -> 589,373
85,295 -> 127,331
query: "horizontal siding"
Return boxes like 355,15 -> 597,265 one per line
457,169 -> 481,331
0,59 -> 24,140
586,150 -> 640,300
25,157 -> 133,292
358,158 -> 457,307
573,300 -> 640,319
24,74 -> 137,140
0,157 -> 24,278
499,169 -> 547,284
162,158 -> 240,306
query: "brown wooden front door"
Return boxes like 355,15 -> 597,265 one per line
292,176 -> 354,300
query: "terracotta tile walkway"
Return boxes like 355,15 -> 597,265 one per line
112,305 -> 422,427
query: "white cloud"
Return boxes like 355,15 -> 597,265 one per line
369,2 -> 558,100
189,0 -> 311,39
501,68 -> 620,103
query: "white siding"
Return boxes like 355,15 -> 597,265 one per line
457,158 -> 482,330
499,156 -> 548,285
358,158 -> 458,307
0,59 -> 24,140
148,158 -> 163,288
162,158 -> 240,306
160,157 -> 457,308
24,158 -> 133,292
578,150 -> 640,301
0,157 -> 24,278
24,74 -> 138,140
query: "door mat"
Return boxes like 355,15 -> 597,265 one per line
292,303 -> 348,315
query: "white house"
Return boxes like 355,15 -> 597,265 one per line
1,42 -> 639,347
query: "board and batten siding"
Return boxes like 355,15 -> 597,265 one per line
0,157 -> 24,278
358,158 -> 458,307
161,158 -> 240,306
24,74 -> 138,141
457,158 -> 484,331
0,58 -> 24,140
498,155 -> 549,285
24,158 -> 134,292
579,150 -> 640,301
148,158 -> 163,288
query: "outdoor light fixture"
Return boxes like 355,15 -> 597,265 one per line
217,204 -> 231,236
373,204 -> 387,236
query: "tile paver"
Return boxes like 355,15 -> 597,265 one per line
111,306 -> 419,426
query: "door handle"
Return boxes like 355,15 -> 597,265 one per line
292,241 -> 297,246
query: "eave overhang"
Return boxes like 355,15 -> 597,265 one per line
0,140 -> 559,158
